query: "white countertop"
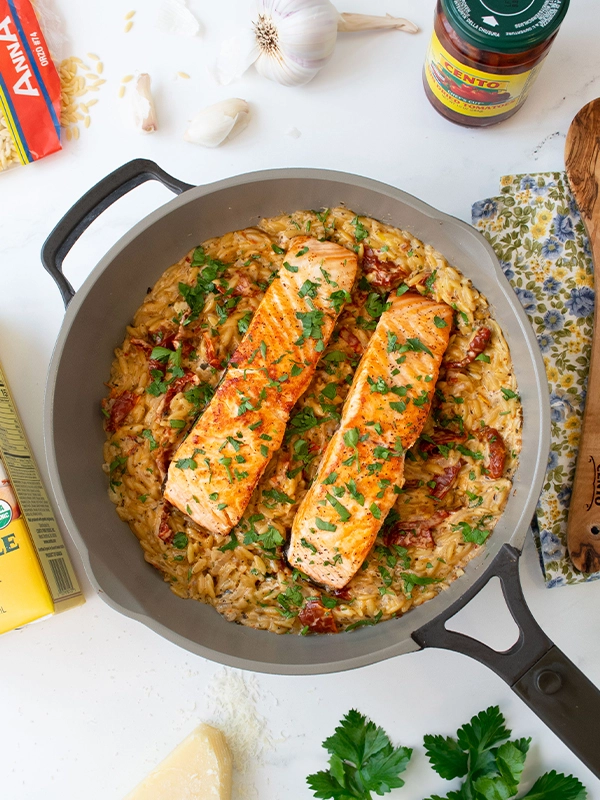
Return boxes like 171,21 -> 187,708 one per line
1,1 -> 600,797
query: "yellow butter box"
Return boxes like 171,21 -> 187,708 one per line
0,364 -> 83,635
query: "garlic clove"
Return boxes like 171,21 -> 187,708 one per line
213,27 -> 259,86
156,0 -> 201,37
183,99 -> 250,148
131,73 -> 158,134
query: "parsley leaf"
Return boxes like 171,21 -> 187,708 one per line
352,216 -> 369,242
329,289 -> 352,313
501,387 -> 519,400
306,709 -> 412,800
423,706 -> 586,800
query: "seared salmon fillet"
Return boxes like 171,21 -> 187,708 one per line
164,237 -> 357,535
287,291 -> 453,589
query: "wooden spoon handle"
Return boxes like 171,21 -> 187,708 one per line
565,98 -> 600,572
566,316 -> 600,572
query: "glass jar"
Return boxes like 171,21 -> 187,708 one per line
423,0 -> 570,127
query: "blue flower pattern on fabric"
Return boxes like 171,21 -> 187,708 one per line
543,309 -> 564,331
472,199 -> 498,220
514,287 -> 537,314
542,276 -> 560,295
552,213 -> 575,243
473,172 -> 599,587
566,286 -> 594,318
541,237 -> 562,259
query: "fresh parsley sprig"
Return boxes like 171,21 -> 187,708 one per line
307,709 -> 412,800
423,706 -> 587,800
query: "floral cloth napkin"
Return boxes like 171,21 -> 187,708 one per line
472,173 -> 598,587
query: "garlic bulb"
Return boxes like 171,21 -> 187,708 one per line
184,99 -> 250,148
214,0 -> 418,87
130,73 -> 158,134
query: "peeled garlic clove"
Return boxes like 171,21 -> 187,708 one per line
184,99 -> 250,148
156,0 -> 201,36
131,73 -> 158,134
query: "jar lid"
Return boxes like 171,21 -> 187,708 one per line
442,0 -> 570,53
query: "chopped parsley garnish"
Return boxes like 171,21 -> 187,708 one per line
400,572 -> 442,595
272,243 -> 285,255
141,429 -> 158,450
365,292 -> 391,319
390,400 -> 407,413
237,310 -> 253,335
456,444 -> 483,460
184,383 -> 215,409
284,261 -> 299,273
219,532 -> 239,552
346,479 -> 365,506
296,307 -> 326,348
329,289 -> 352,313
299,278 -> 321,299
326,493 -> 351,522
352,216 -> 369,242
257,526 -> 285,550
434,315 -> 447,328
301,537 -> 317,554
424,269 -> 437,293
263,488 -> 295,505
170,419 -> 186,429
322,471 -> 338,485
501,387 -> 519,400
296,246 -> 309,257
316,518 -> 337,531
453,521 -> 490,545
172,532 -> 188,549
405,337 -> 433,357
370,503 -> 382,520
176,457 -> 197,470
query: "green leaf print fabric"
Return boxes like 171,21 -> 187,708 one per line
473,173 -> 598,587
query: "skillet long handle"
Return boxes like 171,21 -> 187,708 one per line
413,544 -> 600,778
41,159 -> 193,307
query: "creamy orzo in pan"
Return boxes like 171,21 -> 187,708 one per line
102,208 -> 522,634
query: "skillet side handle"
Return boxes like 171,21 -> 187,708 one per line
412,544 -> 600,778
41,159 -> 194,307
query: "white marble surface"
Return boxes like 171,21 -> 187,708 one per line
1,1 -> 600,797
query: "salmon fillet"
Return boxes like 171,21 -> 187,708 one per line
287,291 -> 453,589
164,237 -> 357,535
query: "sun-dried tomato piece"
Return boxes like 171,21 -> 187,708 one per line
298,598 -> 338,634
478,426 -> 506,479
162,370 -> 200,414
446,327 -> 491,370
156,503 -> 173,543
232,275 -> 258,297
363,247 -> 407,291
419,428 -> 467,455
384,510 -> 450,550
104,390 -> 139,432
202,333 -> 223,369
430,460 -> 465,499
339,327 -> 364,355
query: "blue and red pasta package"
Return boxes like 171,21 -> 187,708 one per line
0,0 -> 61,172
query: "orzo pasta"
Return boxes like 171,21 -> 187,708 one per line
102,208 -> 522,634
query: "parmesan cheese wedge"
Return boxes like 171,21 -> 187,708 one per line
124,723 -> 232,800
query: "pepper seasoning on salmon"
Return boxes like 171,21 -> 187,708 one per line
287,291 -> 453,590
164,237 -> 357,535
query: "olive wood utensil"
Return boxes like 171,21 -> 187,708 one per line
565,98 -> 600,573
